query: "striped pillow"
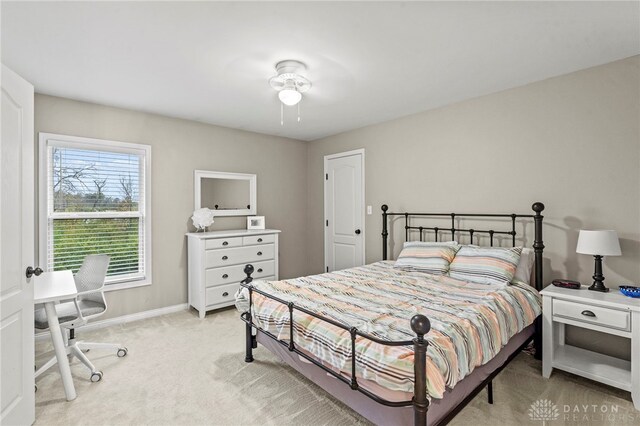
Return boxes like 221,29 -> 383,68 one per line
394,242 -> 460,275
449,246 -> 522,285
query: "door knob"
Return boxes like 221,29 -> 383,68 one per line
355,229 -> 361,235
26,266 -> 43,278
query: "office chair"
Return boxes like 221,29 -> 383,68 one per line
35,254 -> 128,383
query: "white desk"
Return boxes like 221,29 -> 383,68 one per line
34,270 -> 78,401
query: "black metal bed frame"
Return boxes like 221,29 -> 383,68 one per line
239,202 -> 545,426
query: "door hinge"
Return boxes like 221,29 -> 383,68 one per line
326,267 -> 329,272
326,220 -> 328,226
325,173 -> 328,180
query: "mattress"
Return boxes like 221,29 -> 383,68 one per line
236,261 -> 541,400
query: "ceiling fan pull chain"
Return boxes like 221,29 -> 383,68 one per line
297,102 -> 301,123
280,102 -> 284,126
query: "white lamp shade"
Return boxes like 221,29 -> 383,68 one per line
576,230 -> 621,256
278,89 -> 302,106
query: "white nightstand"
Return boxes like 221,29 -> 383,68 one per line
541,284 -> 640,410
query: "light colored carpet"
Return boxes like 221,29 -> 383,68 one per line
34,308 -> 639,426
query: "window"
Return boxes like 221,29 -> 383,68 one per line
39,133 -> 151,290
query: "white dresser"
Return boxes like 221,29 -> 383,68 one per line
186,229 -> 280,318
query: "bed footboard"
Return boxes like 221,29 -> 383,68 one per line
239,264 -> 431,426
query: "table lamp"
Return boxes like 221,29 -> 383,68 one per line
576,230 -> 621,292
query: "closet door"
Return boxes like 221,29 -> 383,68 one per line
324,150 -> 365,272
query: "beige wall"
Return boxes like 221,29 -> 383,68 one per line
35,94 -> 308,320
35,56 -> 639,357
306,56 -> 640,359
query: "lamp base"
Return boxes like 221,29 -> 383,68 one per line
588,281 -> 610,292
588,255 -> 609,292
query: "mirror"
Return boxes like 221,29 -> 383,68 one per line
194,170 -> 257,216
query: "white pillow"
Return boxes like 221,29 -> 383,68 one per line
514,247 -> 535,284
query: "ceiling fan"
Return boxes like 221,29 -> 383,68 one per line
269,60 -> 311,124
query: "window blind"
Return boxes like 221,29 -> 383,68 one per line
45,144 -> 147,283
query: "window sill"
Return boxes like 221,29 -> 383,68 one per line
104,278 -> 151,292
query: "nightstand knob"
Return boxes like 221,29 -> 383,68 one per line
581,310 -> 596,317
222,292 -> 229,297
222,241 -> 229,246
257,251 -> 262,256
222,274 -> 228,279
222,256 -> 228,260
257,238 -> 263,242
257,268 -> 263,273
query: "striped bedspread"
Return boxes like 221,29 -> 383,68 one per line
237,261 -> 541,399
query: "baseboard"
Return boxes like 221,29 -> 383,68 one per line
35,303 -> 189,341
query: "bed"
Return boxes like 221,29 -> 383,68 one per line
236,202 -> 545,426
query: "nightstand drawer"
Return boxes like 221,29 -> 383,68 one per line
553,299 -> 630,331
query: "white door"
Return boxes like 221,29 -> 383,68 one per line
324,149 -> 364,272
1,65 -> 35,425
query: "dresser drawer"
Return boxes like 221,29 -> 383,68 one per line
206,282 -> 240,306
205,237 -> 242,250
205,260 -> 275,286
553,299 -> 630,331
205,244 -> 274,268
252,260 -> 275,278
243,234 -> 275,246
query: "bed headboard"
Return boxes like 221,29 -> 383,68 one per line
381,202 -> 545,291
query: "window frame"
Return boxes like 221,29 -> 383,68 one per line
38,133 -> 152,291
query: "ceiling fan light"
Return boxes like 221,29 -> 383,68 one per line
278,88 -> 302,106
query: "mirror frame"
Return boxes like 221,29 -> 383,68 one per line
194,170 -> 257,216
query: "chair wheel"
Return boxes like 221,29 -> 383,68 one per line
90,371 -> 103,382
117,347 -> 128,357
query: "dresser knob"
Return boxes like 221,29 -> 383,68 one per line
222,292 -> 229,297
257,268 -> 263,273
222,256 -> 228,260
257,251 -> 262,256
222,274 -> 228,279
222,241 -> 229,246
257,238 -> 263,242
581,310 -> 596,317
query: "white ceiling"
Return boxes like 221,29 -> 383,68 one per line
2,2 -> 639,141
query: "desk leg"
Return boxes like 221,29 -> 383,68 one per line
44,302 -> 76,401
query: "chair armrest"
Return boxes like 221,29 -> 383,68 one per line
75,288 -> 103,298
72,298 -> 86,323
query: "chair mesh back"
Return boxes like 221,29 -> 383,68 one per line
74,255 -> 110,302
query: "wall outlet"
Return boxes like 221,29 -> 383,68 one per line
367,205 -> 372,215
